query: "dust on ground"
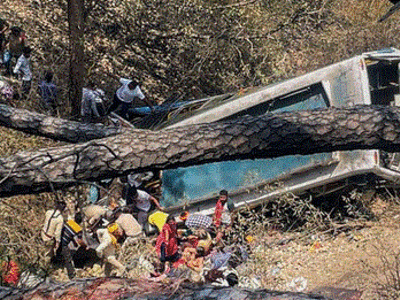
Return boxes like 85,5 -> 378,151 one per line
240,198 -> 400,300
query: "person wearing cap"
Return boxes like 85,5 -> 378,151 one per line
108,77 -> 154,119
96,223 -> 126,276
82,204 -> 113,231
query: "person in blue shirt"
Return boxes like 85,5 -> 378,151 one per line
38,71 -> 57,115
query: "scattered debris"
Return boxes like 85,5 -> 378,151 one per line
0,277 -> 332,300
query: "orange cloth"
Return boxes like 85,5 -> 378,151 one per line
1,260 -> 20,286
214,199 -> 224,228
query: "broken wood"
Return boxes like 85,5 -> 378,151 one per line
1,105 -> 400,197
0,104 -> 123,142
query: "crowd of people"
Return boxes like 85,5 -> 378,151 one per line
0,20 -> 32,100
41,172 -> 246,287
0,18 -> 155,122
0,19 -> 248,287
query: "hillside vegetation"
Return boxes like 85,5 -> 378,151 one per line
2,0 -> 400,114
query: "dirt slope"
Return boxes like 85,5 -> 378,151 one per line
242,199 -> 400,299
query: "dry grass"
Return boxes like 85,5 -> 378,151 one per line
2,0 -> 400,114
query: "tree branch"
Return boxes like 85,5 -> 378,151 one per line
0,105 -> 399,197
0,104 -> 123,142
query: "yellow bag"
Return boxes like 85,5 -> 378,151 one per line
66,219 -> 82,234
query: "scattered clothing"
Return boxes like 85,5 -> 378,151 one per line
210,252 -> 232,270
148,210 -> 169,232
185,214 -> 213,231
1,260 -> 20,286
115,213 -> 142,237
210,268 -> 239,287
0,80 -> 14,101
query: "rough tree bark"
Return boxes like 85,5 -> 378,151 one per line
0,104 -> 123,142
0,105 -> 399,197
68,0 -> 85,119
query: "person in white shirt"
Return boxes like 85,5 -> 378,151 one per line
13,46 -> 32,98
125,184 -> 164,228
95,223 -> 125,276
41,201 -> 66,264
108,77 -> 154,119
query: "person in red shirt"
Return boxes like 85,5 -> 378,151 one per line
155,215 -> 180,272
213,189 -> 229,228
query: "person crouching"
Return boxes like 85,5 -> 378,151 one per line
95,223 -> 125,276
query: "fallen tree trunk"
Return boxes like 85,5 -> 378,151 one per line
0,104 -> 123,142
0,105 -> 400,197
0,277 -> 330,300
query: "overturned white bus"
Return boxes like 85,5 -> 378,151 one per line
152,48 -> 400,215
